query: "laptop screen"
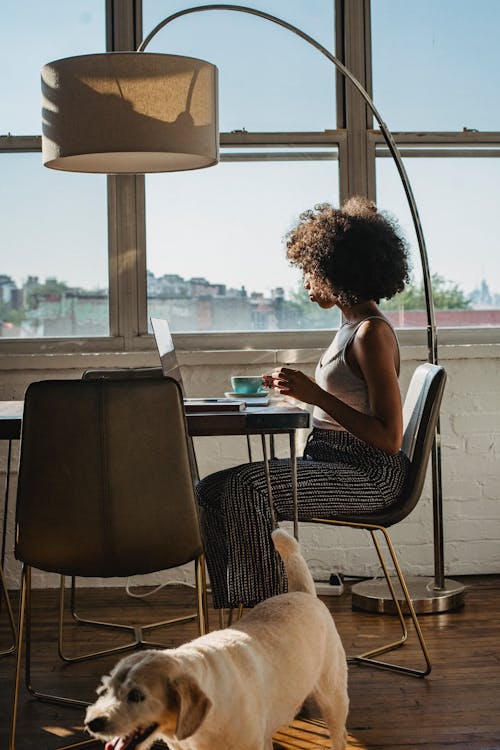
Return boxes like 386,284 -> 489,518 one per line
150,317 -> 184,393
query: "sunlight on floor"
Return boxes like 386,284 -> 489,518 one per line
42,725 -> 81,738
273,719 -> 369,749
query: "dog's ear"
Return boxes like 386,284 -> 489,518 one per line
169,676 -> 211,740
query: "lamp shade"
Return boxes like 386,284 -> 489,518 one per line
41,52 -> 219,174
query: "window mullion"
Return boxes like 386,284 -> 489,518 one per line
337,0 -> 374,201
107,0 -> 147,339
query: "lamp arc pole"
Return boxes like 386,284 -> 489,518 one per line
140,4 -> 464,610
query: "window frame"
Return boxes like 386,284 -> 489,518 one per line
1,0 -> 500,355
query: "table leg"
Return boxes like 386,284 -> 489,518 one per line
270,434 -> 276,460
289,432 -> 299,541
260,434 -> 277,529
2,440 -> 12,569
246,435 -> 253,463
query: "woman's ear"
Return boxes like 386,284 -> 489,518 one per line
170,676 -> 212,740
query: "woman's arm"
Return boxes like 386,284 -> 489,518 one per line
269,320 -> 403,455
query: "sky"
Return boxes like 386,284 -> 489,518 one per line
1,0 -> 499,299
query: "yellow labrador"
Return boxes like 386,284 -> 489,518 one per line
85,529 -> 348,750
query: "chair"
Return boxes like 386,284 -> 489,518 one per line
303,362 -> 447,678
9,376 -> 208,749
54,366 -> 200,661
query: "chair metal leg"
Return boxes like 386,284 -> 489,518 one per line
194,553 -> 209,635
354,527 -> 431,677
308,517 -> 432,677
9,565 -> 98,750
9,566 -> 26,750
58,555 -> 207,663
218,603 -> 244,629
218,608 -> 225,629
0,563 -> 16,657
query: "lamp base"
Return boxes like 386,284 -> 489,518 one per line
351,575 -> 466,614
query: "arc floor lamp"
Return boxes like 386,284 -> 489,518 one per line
41,3 -> 465,612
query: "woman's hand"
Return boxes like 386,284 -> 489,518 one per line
265,367 -> 319,404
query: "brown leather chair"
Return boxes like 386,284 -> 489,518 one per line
9,376 -> 207,749
303,363 -> 447,677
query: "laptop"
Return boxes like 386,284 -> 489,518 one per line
150,317 -> 184,391
150,317 -> 247,411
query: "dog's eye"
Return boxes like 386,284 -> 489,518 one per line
127,688 -> 145,703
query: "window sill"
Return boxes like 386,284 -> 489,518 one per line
0,330 -> 499,372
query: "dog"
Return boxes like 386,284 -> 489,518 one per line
84,528 -> 348,750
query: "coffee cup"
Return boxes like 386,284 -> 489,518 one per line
231,375 -> 265,394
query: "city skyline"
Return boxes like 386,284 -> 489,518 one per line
2,267 -> 499,308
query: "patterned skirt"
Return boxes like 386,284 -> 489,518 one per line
196,428 -> 409,609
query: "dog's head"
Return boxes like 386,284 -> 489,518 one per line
84,650 -> 212,749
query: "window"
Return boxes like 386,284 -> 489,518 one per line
371,0 -> 500,329
377,153 -> 500,327
0,0 -> 108,339
0,154 -> 107,338
371,0 -> 500,132
1,0 -> 499,346
143,0 -> 339,332
146,146 -> 340,332
143,0 -> 336,133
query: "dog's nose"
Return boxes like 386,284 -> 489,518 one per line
86,717 -> 108,734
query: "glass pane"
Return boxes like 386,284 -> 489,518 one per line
1,0 -> 105,135
371,0 -> 500,131
143,1 -> 336,132
0,154 -> 109,338
377,156 -> 500,327
146,150 -> 340,331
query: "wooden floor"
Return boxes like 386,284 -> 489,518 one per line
1,575 -> 500,750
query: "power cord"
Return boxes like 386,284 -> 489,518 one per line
125,578 -> 196,599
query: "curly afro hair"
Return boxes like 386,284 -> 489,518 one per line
285,196 -> 411,305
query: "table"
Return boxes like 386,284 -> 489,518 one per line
0,399 -> 309,542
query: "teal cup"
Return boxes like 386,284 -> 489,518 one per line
231,375 -> 264,394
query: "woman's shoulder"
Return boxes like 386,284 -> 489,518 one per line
355,314 -> 396,342
351,314 -> 401,374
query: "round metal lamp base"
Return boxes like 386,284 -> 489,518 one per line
351,576 -> 466,615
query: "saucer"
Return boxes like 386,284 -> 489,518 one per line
225,390 -> 268,399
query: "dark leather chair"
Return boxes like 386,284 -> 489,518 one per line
303,363 -> 447,677
51,365 -> 200,660
9,376 -> 207,749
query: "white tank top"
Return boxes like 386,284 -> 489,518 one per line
312,316 -> 399,431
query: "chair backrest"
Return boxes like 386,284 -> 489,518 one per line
385,362 -> 446,526
335,363 -> 446,528
83,366 -> 164,380
82,366 -> 199,483
16,377 -> 203,578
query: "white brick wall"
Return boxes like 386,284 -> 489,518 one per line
1,343 -> 499,588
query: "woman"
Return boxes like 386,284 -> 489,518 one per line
197,197 -> 411,609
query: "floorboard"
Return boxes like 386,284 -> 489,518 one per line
1,575 -> 500,749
